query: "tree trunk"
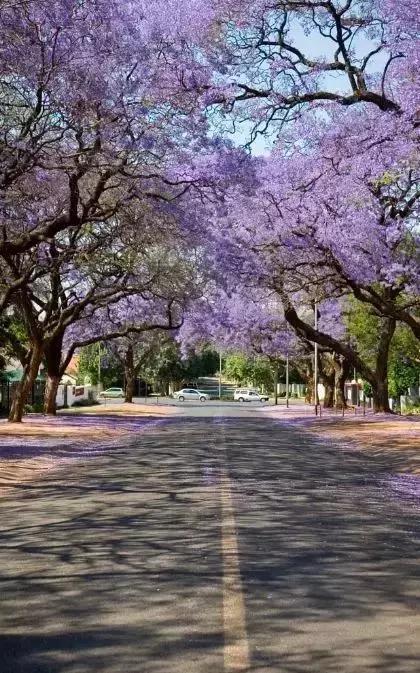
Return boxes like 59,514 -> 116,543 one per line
319,355 -> 335,408
279,287 -> 396,414
124,344 -> 135,403
333,355 -> 350,409
372,378 -> 391,413
43,334 -> 64,416
371,317 -> 396,413
125,374 -> 135,403
44,375 -> 61,415
8,344 -> 43,423
273,366 -> 278,405
322,375 -> 335,408
304,361 -> 313,403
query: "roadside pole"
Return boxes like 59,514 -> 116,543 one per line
97,342 -> 102,400
219,351 -> 222,400
286,353 -> 289,409
314,301 -> 319,416
273,365 -> 278,405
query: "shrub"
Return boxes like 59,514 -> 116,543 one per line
404,400 -> 420,416
71,398 -> 100,408
24,402 -> 44,413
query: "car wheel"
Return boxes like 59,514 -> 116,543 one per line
178,395 -> 185,402
238,397 -> 244,402
200,396 -> 206,402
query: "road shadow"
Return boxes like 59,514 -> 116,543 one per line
1,417 -> 420,672
0,421 -> 223,673
223,418 -> 420,673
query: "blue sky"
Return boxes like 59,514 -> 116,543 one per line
217,21 -> 390,155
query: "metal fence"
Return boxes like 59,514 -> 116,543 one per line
0,380 -> 45,416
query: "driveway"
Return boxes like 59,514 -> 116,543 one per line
0,416 -> 419,672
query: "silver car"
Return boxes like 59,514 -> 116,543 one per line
99,387 -> 124,399
173,388 -> 210,402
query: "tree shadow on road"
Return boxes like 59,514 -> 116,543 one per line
1,417 -> 420,673
0,421 -> 223,673
224,419 -> 420,673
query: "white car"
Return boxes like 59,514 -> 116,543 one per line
234,388 -> 269,402
173,388 -> 210,402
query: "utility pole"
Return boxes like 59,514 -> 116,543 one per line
219,351 -> 222,400
97,342 -> 102,392
273,364 -> 278,405
314,301 -> 319,415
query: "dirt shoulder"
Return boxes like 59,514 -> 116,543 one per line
267,409 -> 420,475
0,408 -> 177,495
307,417 -> 420,473
0,403 -> 181,440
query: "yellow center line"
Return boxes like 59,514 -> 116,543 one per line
220,464 -> 250,672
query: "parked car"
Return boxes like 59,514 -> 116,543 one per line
99,387 -> 124,398
234,388 -> 269,402
173,388 -> 210,402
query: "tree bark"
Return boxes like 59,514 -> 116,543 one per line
371,317 -> 396,413
273,366 -> 278,405
333,355 -> 350,409
44,375 -> 61,415
124,344 -> 135,403
372,378 -> 391,413
319,355 -> 335,408
8,343 -> 43,423
322,374 -> 335,408
304,361 -> 314,404
125,374 -> 135,403
43,335 -> 64,416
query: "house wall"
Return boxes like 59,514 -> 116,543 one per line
56,384 -> 98,408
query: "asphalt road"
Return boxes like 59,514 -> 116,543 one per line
98,397 -> 278,415
1,416 -> 420,672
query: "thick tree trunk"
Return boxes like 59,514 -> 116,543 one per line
323,376 -> 335,408
44,376 -> 61,415
372,378 -> 391,413
371,317 -> 396,413
273,367 -> 278,405
319,355 -> 335,408
8,344 -> 43,423
304,361 -> 313,403
43,334 -> 65,416
125,374 -> 135,403
124,344 -> 135,403
333,355 -> 350,409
